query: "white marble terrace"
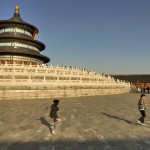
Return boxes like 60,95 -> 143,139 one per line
0,63 -> 131,99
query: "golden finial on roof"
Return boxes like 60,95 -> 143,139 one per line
15,5 -> 20,13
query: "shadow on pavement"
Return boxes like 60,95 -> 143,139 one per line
37,117 -> 53,133
101,112 -> 139,125
0,139 -> 150,150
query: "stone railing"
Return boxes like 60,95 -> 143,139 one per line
0,63 -> 131,99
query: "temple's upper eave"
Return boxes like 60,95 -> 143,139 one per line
0,20 -> 39,33
0,6 -> 39,33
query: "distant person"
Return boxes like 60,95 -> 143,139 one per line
137,94 -> 150,125
145,87 -> 147,93
147,87 -> 150,93
46,99 -> 61,134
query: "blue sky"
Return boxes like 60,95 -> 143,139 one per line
0,0 -> 150,74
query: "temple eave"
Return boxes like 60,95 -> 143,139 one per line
0,50 -> 50,63
0,36 -> 46,51
0,20 -> 39,34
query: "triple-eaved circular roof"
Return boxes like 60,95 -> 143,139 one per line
0,6 -> 50,64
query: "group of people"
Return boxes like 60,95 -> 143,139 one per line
140,86 -> 150,93
46,93 -> 149,135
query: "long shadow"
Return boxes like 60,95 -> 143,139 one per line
101,112 -> 139,125
37,117 -> 53,133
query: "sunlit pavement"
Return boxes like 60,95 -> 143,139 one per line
1,93 -> 150,150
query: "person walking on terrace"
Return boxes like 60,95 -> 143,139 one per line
137,94 -> 150,125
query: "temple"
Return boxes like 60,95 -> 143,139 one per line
0,6 -> 50,65
0,6 -> 132,99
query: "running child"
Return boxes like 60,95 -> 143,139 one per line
137,94 -> 150,125
46,99 -> 61,134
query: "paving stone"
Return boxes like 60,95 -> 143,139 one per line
0,93 -> 150,149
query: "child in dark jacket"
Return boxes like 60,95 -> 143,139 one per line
47,99 -> 61,134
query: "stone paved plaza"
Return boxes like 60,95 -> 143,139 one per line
1,93 -> 150,150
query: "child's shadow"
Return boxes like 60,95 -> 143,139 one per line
37,117 -> 53,133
